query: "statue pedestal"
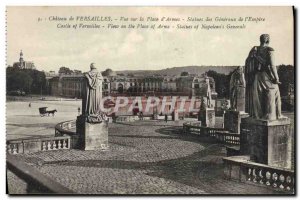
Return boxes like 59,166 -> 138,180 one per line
172,110 -> 179,121
235,86 -> 246,112
240,117 -> 292,169
76,115 -> 109,151
198,108 -> 215,127
224,110 -> 248,134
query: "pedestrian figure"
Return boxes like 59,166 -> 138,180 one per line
78,107 -> 81,115
29,102 -> 31,107
165,114 -> 168,123
139,112 -> 144,120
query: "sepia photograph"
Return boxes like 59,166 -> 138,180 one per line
5,6 -> 295,195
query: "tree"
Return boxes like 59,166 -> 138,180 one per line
102,68 -> 114,76
58,66 -> 73,74
277,65 -> 294,96
28,69 -> 47,94
180,71 -> 189,76
7,68 -> 33,93
206,70 -> 231,98
74,70 -> 82,74
6,67 -> 47,95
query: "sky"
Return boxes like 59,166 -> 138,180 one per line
6,6 -> 294,72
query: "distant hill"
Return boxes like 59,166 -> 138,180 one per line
116,66 -> 237,76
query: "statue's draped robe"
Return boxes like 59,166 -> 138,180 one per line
245,46 -> 282,120
82,70 -> 103,117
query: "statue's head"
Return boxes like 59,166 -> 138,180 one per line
205,77 -> 210,83
260,34 -> 270,45
237,66 -> 243,73
90,63 -> 96,70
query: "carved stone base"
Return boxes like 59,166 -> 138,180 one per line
76,115 -> 109,150
198,108 -> 215,128
172,110 -> 179,121
224,110 -> 248,134
240,117 -> 292,169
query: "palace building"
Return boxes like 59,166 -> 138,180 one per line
47,69 -> 217,98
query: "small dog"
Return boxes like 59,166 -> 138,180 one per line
46,109 -> 57,116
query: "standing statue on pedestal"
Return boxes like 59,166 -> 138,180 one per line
203,75 -> 213,108
230,66 -> 246,112
245,34 -> 283,120
82,63 -> 107,123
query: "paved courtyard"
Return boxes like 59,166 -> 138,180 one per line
6,100 -> 291,195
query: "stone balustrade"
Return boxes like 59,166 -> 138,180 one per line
55,120 -> 76,136
114,115 -> 140,122
113,115 -> 153,123
41,136 -> 71,151
6,140 -> 23,154
223,156 -> 294,193
6,136 -> 71,154
183,122 -> 240,145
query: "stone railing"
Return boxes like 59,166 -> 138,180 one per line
6,140 -> 23,155
55,120 -> 76,136
41,136 -> 71,151
7,154 -> 74,194
6,136 -> 71,155
183,122 -> 240,145
223,156 -> 294,193
113,115 -> 152,123
113,115 -> 140,122
211,130 -> 240,145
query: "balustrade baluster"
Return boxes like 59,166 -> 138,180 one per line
272,173 -> 278,188
8,144 -> 13,154
58,140 -> 62,149
63,139 -> 67,149
12,144 -> 18,154
42,142 -> 47,151
266,171 -> 271,186
253,168 -> 257,183
259,169 -> 264,184
279,174 -> 285,189
47,141 -> 52,150
53,141 -> 58,150
286,176 -> 292,191
248,168 -> 252,181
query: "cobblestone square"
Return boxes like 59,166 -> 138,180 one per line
6,100 -> 287,194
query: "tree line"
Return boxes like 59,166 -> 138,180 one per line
6,67 -> 47,95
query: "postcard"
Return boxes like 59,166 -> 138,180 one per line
6,6 -> 295,195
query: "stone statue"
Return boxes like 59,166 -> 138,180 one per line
245,34 -> 283,120
200,96 -> 207,110
229,66 -> 246,112
82,63 -> 107,123
203,75 -> 213,108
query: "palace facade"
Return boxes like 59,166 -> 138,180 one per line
47,70 -> 217,98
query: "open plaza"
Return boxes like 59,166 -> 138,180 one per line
6,98 -> 294,194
